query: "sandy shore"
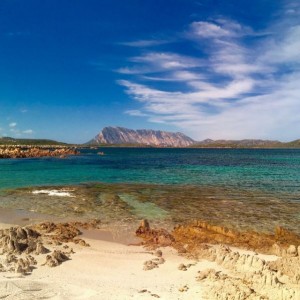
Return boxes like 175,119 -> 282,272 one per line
0,225 -> 206,299
0,218 -> 299,299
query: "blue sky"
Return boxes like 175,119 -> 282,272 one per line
1,0 -> 300,143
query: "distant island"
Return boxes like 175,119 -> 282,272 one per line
1,126 -> 300,148
87,126 -> 300,148
88,126 -> 195,147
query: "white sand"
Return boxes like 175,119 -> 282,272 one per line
0,222 -> 297,300
0,235 -> 213,300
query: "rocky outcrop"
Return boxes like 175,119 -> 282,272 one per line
0,220 -> 100,275
89,126 -> 195,147
135,219 -> 300,255
171,220 -> 300,255
0,146 -> 79,159
135,220 -> 300,300
135,219 -> 175,248
197,245 -> 300,299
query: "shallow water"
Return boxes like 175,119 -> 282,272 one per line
0,148 -> 299,234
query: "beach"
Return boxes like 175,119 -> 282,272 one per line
0,148 -> 299,299
0,211 -> 299,300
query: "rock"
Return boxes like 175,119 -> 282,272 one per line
197,268 -> 219,281
73,238 -> 90,247
172,221 -> 300,256
36,242 -> 49,255
0,146 -> 78,159
154,250 -> 162,257
136,219 -> 150,235
178,285 -> 189,292
196,244 -> 300,299
15,258 -> 31,274
135,220 -> 175,247
44,250 -> 69,267
16,228 -> 27,240
287,245 -> 298,257
271,243 -> 282,256
143,260 -> 158,271
178,263 -> 187,271
152,258 -> 165,265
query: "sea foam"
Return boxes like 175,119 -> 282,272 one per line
32,189 -> 74,197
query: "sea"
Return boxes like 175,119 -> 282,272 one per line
0,148 -> 299,234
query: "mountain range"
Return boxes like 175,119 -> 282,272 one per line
88,126 -> 300,148
1,126 -> 300,148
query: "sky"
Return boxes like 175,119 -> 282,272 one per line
1,0 -> 300,143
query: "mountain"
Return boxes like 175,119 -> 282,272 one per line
88,126 -> 195,147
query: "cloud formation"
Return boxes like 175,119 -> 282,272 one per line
117,3 -> 300,141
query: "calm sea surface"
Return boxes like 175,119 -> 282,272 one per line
0,148 -> 299,233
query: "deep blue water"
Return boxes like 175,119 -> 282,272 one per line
0,148 -> 300,200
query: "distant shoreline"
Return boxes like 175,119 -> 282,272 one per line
0,145 -> 79,159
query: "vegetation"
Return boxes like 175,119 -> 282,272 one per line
0,137 -> 69,146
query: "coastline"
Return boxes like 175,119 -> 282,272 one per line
0,145 -> 78,159
0,211 -> 299,299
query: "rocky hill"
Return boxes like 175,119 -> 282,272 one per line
191,139 -> 281,148
88,126 -> 195,147
0,137 -> 68,146
191,139 -> 300,148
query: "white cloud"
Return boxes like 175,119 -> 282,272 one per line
142,71 -> 205,82
9,122 -> 17,128
190,21 -> 233,38
116,52 -> 202,75
117,7 -> 300,141
189,19 -> 253,40
125,110 -> 149,117
23,129 -> 34,134
262,25 -> 300,65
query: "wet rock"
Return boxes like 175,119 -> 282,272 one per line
135,220 -> 175,248
136,219 -> 150,235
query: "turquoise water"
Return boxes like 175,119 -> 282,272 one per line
0,148 -> 300,233
0,148 -> 300,199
